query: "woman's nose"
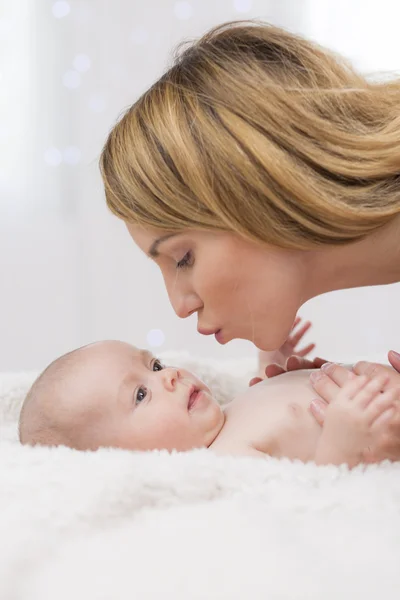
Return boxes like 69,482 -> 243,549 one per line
169,289 -> 202,319
161,367 -> 181,391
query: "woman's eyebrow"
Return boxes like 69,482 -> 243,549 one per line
148,233 -> 179,258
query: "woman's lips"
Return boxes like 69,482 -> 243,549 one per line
197,326 -> 226,345
215,330 -> 224,344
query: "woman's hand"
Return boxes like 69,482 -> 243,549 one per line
258,316 -> 315,369
251,317 -> 319,386
314,371 -> 398,467
310,361 -> 400,463
255,348 -> 400,385
389,350 -> 400,373
249,355 -> 327,387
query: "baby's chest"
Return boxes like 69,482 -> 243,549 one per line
219,380 -> 316,455
219,395 -> 295,454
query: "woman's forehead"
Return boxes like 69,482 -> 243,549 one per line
126,223 -> 189,257
126,223 -> 168,249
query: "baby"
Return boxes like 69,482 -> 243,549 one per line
19,341 -> 400,467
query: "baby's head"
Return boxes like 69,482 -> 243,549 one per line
19,341 -> 224,452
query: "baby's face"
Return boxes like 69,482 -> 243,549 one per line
69,341 -> 224,452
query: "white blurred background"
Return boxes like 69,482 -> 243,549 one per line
1,0 -> 400,371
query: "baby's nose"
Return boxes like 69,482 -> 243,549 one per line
161,367 -> 181,391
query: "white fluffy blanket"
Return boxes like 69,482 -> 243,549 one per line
1,353 -> 400,600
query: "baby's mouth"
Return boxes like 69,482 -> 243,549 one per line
188,386 -> 200,411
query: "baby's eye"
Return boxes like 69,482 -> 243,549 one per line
152,359 -> 164,372
135,387 -> 147,405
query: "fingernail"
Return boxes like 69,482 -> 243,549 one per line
310,371 -> 324,382
310,399 -> 322,415
391,351 -> 400,359
321,362 -> 333,371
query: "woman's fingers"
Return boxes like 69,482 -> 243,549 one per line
249,377 -> 263,387
354,360 -> 400,393
352,373 -> 389,409
292,316 -> 301,330
338,373 -> 369,400
353,361 -> 382,378
309,398 -> 327,426
296,342 -> 316,357
309,363 -> 355,403
322,363 -> 355,385
388,350 -> 400,374
372,406 -> 396,428
289,320 -> 312,347
309,363 -> 355,404
312,357 -> 329,368
264,364 -> 286,378
309,371 -> 339,403
285,356 -> 315,371
264,354 -> 327,379
368,387 -> 398,425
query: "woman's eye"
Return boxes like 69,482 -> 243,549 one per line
152,359 -> 164,371
135,387 -> 147,405
176,251 -> 193,270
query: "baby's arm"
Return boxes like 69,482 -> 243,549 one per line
314,372 -> 399,467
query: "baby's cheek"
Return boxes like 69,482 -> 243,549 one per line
151,412 -> 194,450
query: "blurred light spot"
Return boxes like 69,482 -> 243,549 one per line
233,0 -> 253,12
44,147 -> 62,166
62,70 -> 81,89
146,329 -> 165,348
174,1 -> 193,20
131,26 -> 149,45
88,93 -> 107,113
63,146 -> 81,165
52,1 -> 71,18
73,53 -> 91,72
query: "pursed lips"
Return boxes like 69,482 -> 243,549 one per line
197,327 -> 221,336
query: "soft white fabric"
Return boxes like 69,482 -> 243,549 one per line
1,353 -> 400,600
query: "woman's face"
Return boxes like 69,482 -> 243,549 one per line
127,224 -> 307,350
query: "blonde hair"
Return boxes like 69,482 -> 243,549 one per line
100,20 -> 400,250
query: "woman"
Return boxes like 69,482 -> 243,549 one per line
100,21 -> 400,385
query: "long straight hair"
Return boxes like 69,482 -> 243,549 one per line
100,21 -> 400,249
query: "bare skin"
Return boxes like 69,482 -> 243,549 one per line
210,369 -> 323,460
313,373 -> 398,467
252,315 -> 319,384
309,362 -> 400,463
263,359 -> 400,463
126,215 -> 400,352
20,341 -> 400,467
